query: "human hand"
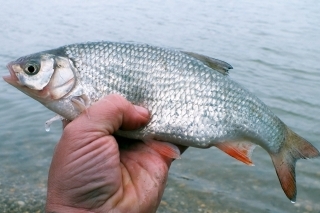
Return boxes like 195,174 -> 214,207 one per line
45,94 -> 185,213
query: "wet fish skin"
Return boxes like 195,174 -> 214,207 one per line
56,42 -> 284,149
3,41 -> 319,202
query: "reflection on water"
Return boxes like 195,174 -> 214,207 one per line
0,0 -> 319,212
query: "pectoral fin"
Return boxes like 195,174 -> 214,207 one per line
215,141 -> 256,166
71,94 -> 91,119
144,140 -> 181,159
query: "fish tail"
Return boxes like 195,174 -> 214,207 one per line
270,127 -> 319,202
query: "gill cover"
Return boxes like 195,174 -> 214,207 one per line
48,56 -> 76,100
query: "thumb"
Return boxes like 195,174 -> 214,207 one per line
65,94 -> 150,136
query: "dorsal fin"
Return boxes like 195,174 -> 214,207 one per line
182,51 -> 233,75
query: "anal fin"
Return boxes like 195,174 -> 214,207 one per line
215,141 -> 256,166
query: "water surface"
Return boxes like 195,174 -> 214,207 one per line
0,0 -> 319,212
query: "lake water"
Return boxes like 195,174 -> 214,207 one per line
0,0 -> 319,212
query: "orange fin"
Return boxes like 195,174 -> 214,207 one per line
215,141 -> 256,166
271,127 -> 320,202
144,140 -> 181,159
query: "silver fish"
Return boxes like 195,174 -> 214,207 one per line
3,41 -> 319,202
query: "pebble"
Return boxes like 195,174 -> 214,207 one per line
160,200 -> 168,206
294,202 -> 301,207
305,205 -> 313,212
17,201 -> 25,207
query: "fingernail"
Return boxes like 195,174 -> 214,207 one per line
134,105 -> 149,117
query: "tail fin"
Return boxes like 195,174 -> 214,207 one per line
270,127 -> 319,202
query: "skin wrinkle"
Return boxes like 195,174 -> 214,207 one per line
51,139 -> 173,212
46,95 -> 176,213
71,141 -> 142,209
63,137 -> 118,179
111,186 -> 137,212
141,159 -> 167,208
74,189 -> 107,209
59,163 -> 111,192
121,143 -> 171,187
64,142 -> 120,204
116,164 -> 140,212
76,159 -> 117,187
119,163 -> 132,187
120,148 -> 167,209
50,138 -> 120,206
83,164 -> 126,212
62,128 -> 105,151
48,203 -> 95,213
65,165 -> 113,193
71,184 -> 110,208
116,148 -> 154,212
67,182 -> 107,200
57,167 -> 118,209
65,150 -> 106,179
106,164 -> 132,210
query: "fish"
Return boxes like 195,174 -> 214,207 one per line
3,41 -> 319,202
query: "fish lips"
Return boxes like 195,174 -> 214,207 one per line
3,62 -> 42,100
3,61 -> 53,104
3,62 -> 20,86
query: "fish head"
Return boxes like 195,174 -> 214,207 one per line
3,52 -> 77,105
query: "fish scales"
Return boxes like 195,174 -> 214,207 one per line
64,42 -> 283,149
4,41 -> 319,201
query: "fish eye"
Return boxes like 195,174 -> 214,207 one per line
24,63 -> 39,75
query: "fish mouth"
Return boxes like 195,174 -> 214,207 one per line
3,61 -> 48,102
3,62 -> 20,86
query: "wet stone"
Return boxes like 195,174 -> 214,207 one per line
305,205 -> 313,212
17,201 -> 25,206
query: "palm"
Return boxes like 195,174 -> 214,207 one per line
46,95 -> 176,213
117,138 -> 172,212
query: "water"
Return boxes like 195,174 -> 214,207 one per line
0,0 -> 319,212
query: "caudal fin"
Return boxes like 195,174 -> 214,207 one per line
270,127 -> 319,202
